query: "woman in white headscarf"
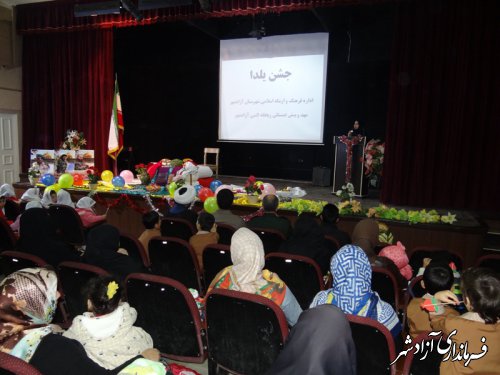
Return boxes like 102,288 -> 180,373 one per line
56,189 -> 74,207
76,197 -> 107,228
20,187 -> 41,203
0,183 -> 19,223
41,189 -> 58,208
207,227 -> 303,326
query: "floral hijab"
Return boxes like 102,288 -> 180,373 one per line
0,268 -> 58,361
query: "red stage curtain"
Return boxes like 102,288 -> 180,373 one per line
21,29 -> 114,170
381,0 -> 500,211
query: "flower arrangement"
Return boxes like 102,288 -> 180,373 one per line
378,222 -> 394,244
61,130 -> 87,150
279,199 -> 328,215
337,199 -> 364,215
364,139 -> 384,177
86,166 -> 100,184
135,163 -> 148,176
244,175 -> 263,196
28,162 -> 41,178
335,183 -> 355,201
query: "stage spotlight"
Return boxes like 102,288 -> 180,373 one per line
121,0 -> 144,21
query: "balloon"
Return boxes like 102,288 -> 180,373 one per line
194,184 -> 202,196
261,183 -> 276,198
40,173 -> 56,186
204,197 -> 219,214
215,184 -> 232,196
119,170 -> 134,183
58,173 -> 74,188
45,183 -> 61,193
168,182 -> 177,196
112,176 -> 125,187
73,174 -> 84,186
209,179 -> 222,192
101,170 -> 113,183
198,187 -> 213,203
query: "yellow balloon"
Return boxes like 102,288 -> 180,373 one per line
101,170 -> 114,183
45,183 -> 61,193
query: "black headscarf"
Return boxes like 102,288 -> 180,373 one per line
17,207 -> 79,266
265,305 -> 356,375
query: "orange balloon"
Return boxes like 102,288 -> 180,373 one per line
73,174 -> 84,186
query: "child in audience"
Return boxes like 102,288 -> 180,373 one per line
41,189 -> 58,207
189,211 -> 219,270
407,261 -> 459,338
427,267 -> 500,374
138,210 -> 161,259
64,275 -> 154,369
76,197 -> 107,228
56,189 -> 74,207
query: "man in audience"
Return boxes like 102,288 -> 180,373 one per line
213,188 -> 245,229
189,211 -> 219,270
247,194 -> 291,238
138,210 -> 161,259
320,203 -> 350,247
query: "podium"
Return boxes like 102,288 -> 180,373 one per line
332,135 -> 367,197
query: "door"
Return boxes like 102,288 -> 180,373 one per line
0,113 -> 19,184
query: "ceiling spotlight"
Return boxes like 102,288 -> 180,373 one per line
121,0 -> 144,21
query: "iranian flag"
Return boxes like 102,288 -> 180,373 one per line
107,78 -> 124,160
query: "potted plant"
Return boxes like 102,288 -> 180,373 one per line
61,129 -> 87,150
28,162 -> 41,185
135,163 -> 150,185
364,139 -> 384,188
86,167 -> 99,190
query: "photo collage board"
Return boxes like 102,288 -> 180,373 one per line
30,149 -> 95,175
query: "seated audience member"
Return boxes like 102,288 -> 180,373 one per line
378,241 -> 412,290
138,210 -> 161,258
213,188 -> 245,229
280,215 -> 331,274
20,187 -> 41,205
17,207 -> 80,266
247,194 -> 291,238
265,305 -> 356,375
427,268 -> 500,374
57,189 -> 75,207
320,203 -> 350,247
76,197 -> 107,228
84,224 -> 143,281
10,201 -> 43,232
166,185 -> 198,227
311,244 -> 401,337
0,183 -> 16,200
189,211 -> 219,270
0,268 -> 160,375
41,189 -> 58,207
208,228 -> 302,326
64,275 -> 154,369
407,261 -> 458,339
0,184 -> 19,223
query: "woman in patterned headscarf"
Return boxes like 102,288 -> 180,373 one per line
208,227 -> 303,326
310,244 -> 401,337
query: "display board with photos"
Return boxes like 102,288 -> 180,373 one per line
30,149 -> 95,175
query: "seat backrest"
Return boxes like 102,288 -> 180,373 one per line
203,148 -> 219,164
0,352 -> 42,375
148,236 -> 204,294
215,223 -> 235,245
160,218 -> 195,241
324,234 -> 340,258
475,254 -> 500,273
347,314 -> 396,375
125,273 -> 206,363
371,266 -> 400,310
4,200 -> 20,222
402,331 -> 445,375
202,244 -> 231,286
48,204 -> 85,245
265,252 -> 324,309
119,233 -> 150,267
408,275 -> 425,298
0,250 -> 47,277
205,289 -> 288,375
408,247 -> 463,277
57,261 -> 109,318
250,227 -> 286,254
0,217 -> 17,252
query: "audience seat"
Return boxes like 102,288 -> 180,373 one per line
475,254 -> 500,273
0,217 -> 17,252
57,261 -> 109,318
205,289 -> 288,375
371,266 -> 400,310
0,352 -> 42,375
125,273 -> 206,363
265,252 -> 324,309
347,314 -> 396,375
202,244 -> 231,287
0,250 -> 47,277
148,236 -> 204,294
250,228 -> 286,254
403,275 -> 425,329
215,223 -> 236,245
408,247 -> 464,277
324,234 -> 340,257
119,232 -> 150,267
48,204 -> 85,245
402,331 -> 445,375
160,218 -> 196,242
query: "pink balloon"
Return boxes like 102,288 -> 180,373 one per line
215,184 -> 232,196
119,170 -> 134,183
261,183 -> 276,198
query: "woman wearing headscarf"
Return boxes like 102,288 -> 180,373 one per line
208,227 -> 303,326
10,201 -> 43,232
0,183 -> 19,223
279,215 -> 331,274
83,224 -> 143,281
56,189 -> 75,207
76,197 -> 107,228
0,268 -> 160,374
17,208 -> 80,266
310,244 -> 401,337
41,189 -> 58,208
265,305 -> 356,375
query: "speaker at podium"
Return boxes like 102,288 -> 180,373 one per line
332,135 -> 367,197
